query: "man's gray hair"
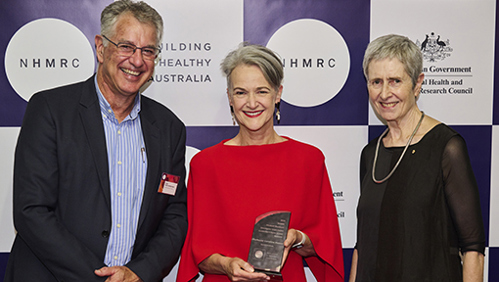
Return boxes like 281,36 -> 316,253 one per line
101,0 -> 163,46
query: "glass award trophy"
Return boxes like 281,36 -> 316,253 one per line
247,211 -> 291,281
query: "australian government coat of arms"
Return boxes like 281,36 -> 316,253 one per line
416,32 -> 453,62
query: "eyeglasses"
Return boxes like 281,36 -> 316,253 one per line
102,35 -> 160,61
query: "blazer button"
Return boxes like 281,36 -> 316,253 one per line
101,230 -> 109,238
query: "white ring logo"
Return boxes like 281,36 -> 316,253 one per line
5,18 -> 95,101
267,19 -> 350,107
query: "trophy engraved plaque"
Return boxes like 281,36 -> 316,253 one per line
247,211 -> 291,281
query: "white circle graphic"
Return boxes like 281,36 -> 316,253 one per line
267,19 -> 350,107
5,18 -> 95,101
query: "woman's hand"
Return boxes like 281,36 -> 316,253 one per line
199,254 -> 269,281
282,229 -> 317,266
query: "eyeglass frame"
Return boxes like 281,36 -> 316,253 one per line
101,34 -> 161,60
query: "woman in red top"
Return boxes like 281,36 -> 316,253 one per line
176,43 -> 344,282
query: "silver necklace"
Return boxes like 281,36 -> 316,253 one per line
372,111 -> 425,184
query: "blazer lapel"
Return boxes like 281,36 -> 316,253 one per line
137,103 -> 160,229
78,76 -> 111,208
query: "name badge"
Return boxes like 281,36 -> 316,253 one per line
158,173 -> 179,196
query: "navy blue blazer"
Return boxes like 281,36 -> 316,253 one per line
5,75 -> 188,282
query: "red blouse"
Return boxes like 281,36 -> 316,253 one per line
177,138 -> 344,281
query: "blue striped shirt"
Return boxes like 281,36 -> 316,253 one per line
95,78 -> 147,266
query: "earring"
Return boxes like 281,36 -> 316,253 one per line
230,105 -> 236,126
275,102 -> 281,124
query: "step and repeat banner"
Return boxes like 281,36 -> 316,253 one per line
0,0 -> 497,280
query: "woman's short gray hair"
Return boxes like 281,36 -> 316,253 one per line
221,43 -> 284,92
363,34 -> 423,87
101,0 -> 163,45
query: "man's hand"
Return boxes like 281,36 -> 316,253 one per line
94,266 -> 143,282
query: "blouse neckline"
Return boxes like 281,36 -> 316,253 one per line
382,123 -> 444,150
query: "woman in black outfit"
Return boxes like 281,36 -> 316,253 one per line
349,34 -> 485,282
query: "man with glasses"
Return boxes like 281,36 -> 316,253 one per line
5,1 -> 187,281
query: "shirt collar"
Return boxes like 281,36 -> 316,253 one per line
94,75 -> 141,123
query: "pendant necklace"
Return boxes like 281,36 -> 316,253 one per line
372,111 -> 425,184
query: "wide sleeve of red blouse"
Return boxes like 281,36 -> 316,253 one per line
177,148 -> 235,281
303,161 -> 344,281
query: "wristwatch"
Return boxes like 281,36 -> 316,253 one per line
292,230 -> 306,249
